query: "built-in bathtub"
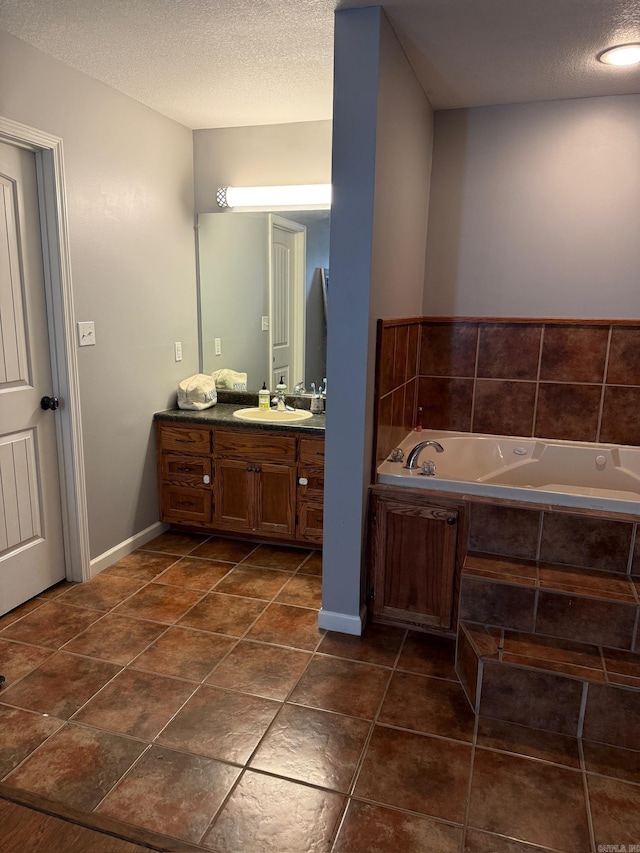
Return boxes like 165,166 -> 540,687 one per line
377,429 -> 640,516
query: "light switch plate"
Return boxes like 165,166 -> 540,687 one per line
261,316 -> 269,331
174,341 -> 182,362
215,338 -> 222,355
77,321 -> 95,347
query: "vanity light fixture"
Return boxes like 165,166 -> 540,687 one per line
216,183 -> 331,211
597,43 -> 640,66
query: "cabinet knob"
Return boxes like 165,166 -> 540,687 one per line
299,477 -> 308,486
446,516 -> 456,525
203,475 -> 210,484
247,466 -> 254,472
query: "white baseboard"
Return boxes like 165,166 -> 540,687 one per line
317,604 -> 367,636
89,521 -> 168,578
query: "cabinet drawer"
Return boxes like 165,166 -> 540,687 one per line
161,454 -> 211,487
298,501 -> 324,543
215,429 -> 296,463
299,437 -> 325,466
161,485 -> 212,524
298,465 -> 324,501
158,423 -> 211,454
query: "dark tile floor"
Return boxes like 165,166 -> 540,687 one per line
0,531 -> 639,852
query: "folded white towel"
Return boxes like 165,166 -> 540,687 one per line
211,368 -> 248,391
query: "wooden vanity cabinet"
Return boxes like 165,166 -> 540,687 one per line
214,429 -> 296,537
157,424 -> 213,527
369,486 -> 466,631
297,437 -> 324,544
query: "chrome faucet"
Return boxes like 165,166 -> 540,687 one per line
405,440 -> 444,469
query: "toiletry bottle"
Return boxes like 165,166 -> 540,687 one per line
276,376 -> 287,395
259,382 -> 270,410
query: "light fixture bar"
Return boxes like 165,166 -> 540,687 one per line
216,184 -> 331,210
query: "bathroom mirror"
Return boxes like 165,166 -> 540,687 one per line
197,209 -> 330,393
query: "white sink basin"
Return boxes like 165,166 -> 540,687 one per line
233,407 -> 314,424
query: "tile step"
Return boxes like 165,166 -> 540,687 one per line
456,620 -> 640,749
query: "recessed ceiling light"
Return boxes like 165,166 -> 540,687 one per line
598,43 -> 640,66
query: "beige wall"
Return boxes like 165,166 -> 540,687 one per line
0,30 -> 198,560
424,95 -> 640,318
193,121 -> 333,213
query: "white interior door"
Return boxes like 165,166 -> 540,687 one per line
269,215 -> 305,391
0,141 -> 65,615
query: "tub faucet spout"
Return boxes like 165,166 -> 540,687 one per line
405,440 -> 444,469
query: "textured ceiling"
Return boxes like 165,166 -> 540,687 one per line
0,0 -> 639,128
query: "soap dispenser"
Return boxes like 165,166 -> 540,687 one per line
276,376 -> 287,394
258,382 -> 270,410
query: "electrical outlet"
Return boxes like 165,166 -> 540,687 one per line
77,321 -> 95,347
261,316 -> 269,331
215,338 -> 222,356
174,341 -> 182,362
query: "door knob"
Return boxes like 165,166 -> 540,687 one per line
40,396 -> 59,411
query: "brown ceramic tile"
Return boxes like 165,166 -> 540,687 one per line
600,385 -> 640,446
376,393 -> 393,463
379,671 -> 475,742
468,748 -> 589,851
420,321 -> 479,378
112,582 -> 205,624
57,574 -> 147,611
583,740 -> 640,786
404,376 -> 417,431
0,600 -> 102,649
540,324 -> 609,383
459,577 -> 536,631
456,625 -> 482,710
603,647 -> 640,680
539,513 -> 633,573
397,630 -> 457,679
534,382 -> 601,441
475,717 -> 581,768
417,377 -> 473,431
391,387 -> 405,449
191,536 -> 258,563
472,380 -> 536,437
633,533 -> 640,578
178,592 -> 266,637
241,543 -> 311,572
5,723 -> 146,811
73,668 -> 196,739
607,327 -> 640,385
465,553 -> 539,582
500,652 -> 606,682
154,556 -> 233,590
0,638 -> 53,685
61,614 -> 167,665
246,603 -> 325,651
583,682 -> 640,750
468,504 -> 540,560
142,530 -> 210,556
251,703 -> 370,791
206,640 -> 311,700
298,550 -> 322,576
275,573 -> 323,609
477,324 -> 542,380
158,685 -> 280,764
0,705 -> 63,778
214,565 -> 291,600
100,550 -> 180,582
501,629 -> 603,671
289,655 -> 390,719
202,769 -> 344,853
479,660 -> 584,735
464,828 -> 557,853
36,580 -> 77,600
607,672 -> 640,688
460,621 -> 500,658
0,597 -> 44,630
0,652 -> 120,719
394,324 -> 409,388
588,773 -> 640,849
354,726 -> 472,823
406,322 -> 421,379
538,563 -> 635,598
318,623 -> 405,668
98,745 -> 240,845
334,800 -> 463,853
131,626 -> 236,681
536,591 -> 636,649
378,325 -> 396,397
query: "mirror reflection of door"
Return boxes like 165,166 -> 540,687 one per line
269,215 -> 305,391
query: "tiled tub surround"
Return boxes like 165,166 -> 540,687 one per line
2,538 -> 640,853
375,318 -> 640,464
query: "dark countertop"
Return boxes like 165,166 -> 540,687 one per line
154,403 -> 326,435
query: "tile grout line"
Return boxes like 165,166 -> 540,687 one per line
468,325 -> 481,432
577,736 -> 598,853
530,324 -> 545,437
595,326 -> 612,443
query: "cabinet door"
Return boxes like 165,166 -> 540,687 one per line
372,498 -> 458,629
214,459 -> 252,531
161,485 -> 212,525
297,502 -> 324,544
255,463 -> 296,536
